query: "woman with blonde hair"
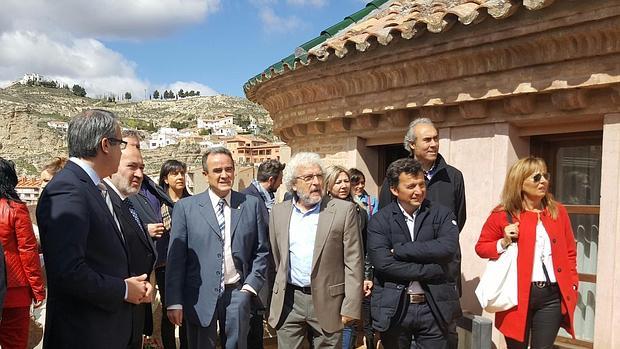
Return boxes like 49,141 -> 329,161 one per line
476,157 -> 578,348
323,165 -> 373,349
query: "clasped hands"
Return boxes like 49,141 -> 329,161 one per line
125,273 -> 153,304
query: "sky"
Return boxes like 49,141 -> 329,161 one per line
0,0 -> 368,99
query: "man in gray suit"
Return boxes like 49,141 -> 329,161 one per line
166,146 -> 269,349
268,152 -> 364,348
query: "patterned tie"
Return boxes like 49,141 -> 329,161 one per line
124,199 -> 145,235
216,198 -> 226,294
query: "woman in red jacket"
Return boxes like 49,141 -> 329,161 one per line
0,157 -> 46,349
476,157 -> 578,349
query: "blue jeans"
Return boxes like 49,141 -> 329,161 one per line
342,324 -> 357,349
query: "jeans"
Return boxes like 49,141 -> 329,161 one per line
342,324 -> 357,349
505,284 -> 563,349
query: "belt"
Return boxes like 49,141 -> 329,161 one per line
532,281 -> 557,289
225,281 -> 241,290
288,283 -> 312,295
408,293 -> 426,304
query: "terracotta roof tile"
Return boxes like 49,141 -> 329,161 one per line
244,0 -> 556,97
17,177 -> 42,188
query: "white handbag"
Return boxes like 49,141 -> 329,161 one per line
475,242 -> 518,313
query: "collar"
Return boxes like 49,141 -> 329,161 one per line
208,188 -> 231,207
397,201 -> 420,221
292,199 -> 321,214
252,179 -> 273,200
69,157 -> 101,186
103,178 -> 127,200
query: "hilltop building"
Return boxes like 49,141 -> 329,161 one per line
244,0 -> 620,347
16,177 -> 42,205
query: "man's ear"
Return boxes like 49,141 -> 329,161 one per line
100,138 -> 110,154
389,186 -> 399,197
267,176 -> 275,185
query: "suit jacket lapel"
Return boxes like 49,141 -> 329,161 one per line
103,183 -> 130,256
229,191 -> 243,241
392,202 -> 412,242
312,198 -> 335,271
279,201 -> 293,274
413,201 -> 430,241
197,192 -> 222,239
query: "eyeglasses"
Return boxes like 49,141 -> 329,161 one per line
532,172 -> 551,183
108,137 -> 127,150
296,173 -> 323,183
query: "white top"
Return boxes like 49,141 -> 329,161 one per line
398,203 -> 425,295
531,220 -> 556,283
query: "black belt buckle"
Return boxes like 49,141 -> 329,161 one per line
533,281 -> 548,288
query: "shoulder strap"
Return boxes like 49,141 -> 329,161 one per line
506,211 -> 513,224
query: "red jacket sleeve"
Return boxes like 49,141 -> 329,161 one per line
14,203 -> 46,302
559,204 -> 579,290
475,210 -> 505,260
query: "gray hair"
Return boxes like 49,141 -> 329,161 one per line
202,146 -> 234,172
403,117 -> 435,155
67,109 -> 119,158
283,152 -> 323,192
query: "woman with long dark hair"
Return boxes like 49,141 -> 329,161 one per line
0,157 -> 46,349
476,157 -> 579,348
156,160 -> 191,349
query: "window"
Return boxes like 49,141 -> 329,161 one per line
532,131 -> 601,348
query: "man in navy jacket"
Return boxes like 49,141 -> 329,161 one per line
368,158 -> 461,349
241,159 -> 284,349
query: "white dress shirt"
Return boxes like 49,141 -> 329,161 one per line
398,203 -> 425,295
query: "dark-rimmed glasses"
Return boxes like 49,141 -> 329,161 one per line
108,137 -> 128,150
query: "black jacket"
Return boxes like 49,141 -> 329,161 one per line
378,153 -> 466,231
367,200 -> 462,333
128,175 -> 174,268
107,183 -> 157,339
378,153 -> 466,294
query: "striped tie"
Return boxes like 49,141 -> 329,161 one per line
216,198 -> 226,294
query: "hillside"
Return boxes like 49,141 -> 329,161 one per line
0,84 -> 273,176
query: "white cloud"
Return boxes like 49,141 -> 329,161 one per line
0,0 -> 220,100
0,0 -> 221,40
286,0 -> 327,7
259,8 -> 303,33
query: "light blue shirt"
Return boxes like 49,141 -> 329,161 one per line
69,157 -> 101,186
288,201 -> 321,287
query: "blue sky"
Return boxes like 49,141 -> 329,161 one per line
0,0 -> 367,99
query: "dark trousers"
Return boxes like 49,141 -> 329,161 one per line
247,310 -> 264,349
156,267 -> 187,349
381,302 -> 449,349
185,286 -> 253,349
362,296 -> 375,349
506,284 -> 563,349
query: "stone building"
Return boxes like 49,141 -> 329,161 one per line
244,0 -> 620,347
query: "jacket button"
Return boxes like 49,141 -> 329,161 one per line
216,271 -> 220,275
214,287 -> 219,292
552,238 -> 557,243
567,295 -> 571,301
217,253 -> 222,258
557,267 -> 562,272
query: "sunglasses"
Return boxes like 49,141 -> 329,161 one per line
532,172 -> 551,183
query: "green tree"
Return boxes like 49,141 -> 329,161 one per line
72,84 -> 86,97
153,90 -> 160,99
178,89 -> 185,98
124,92 -> 132,100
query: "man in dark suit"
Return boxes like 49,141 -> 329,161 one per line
241,159 -> 284,349
36,109 -> 153,348
105,133 -> 157,349
166,147 -> 269,349
368,158 -> 461,349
